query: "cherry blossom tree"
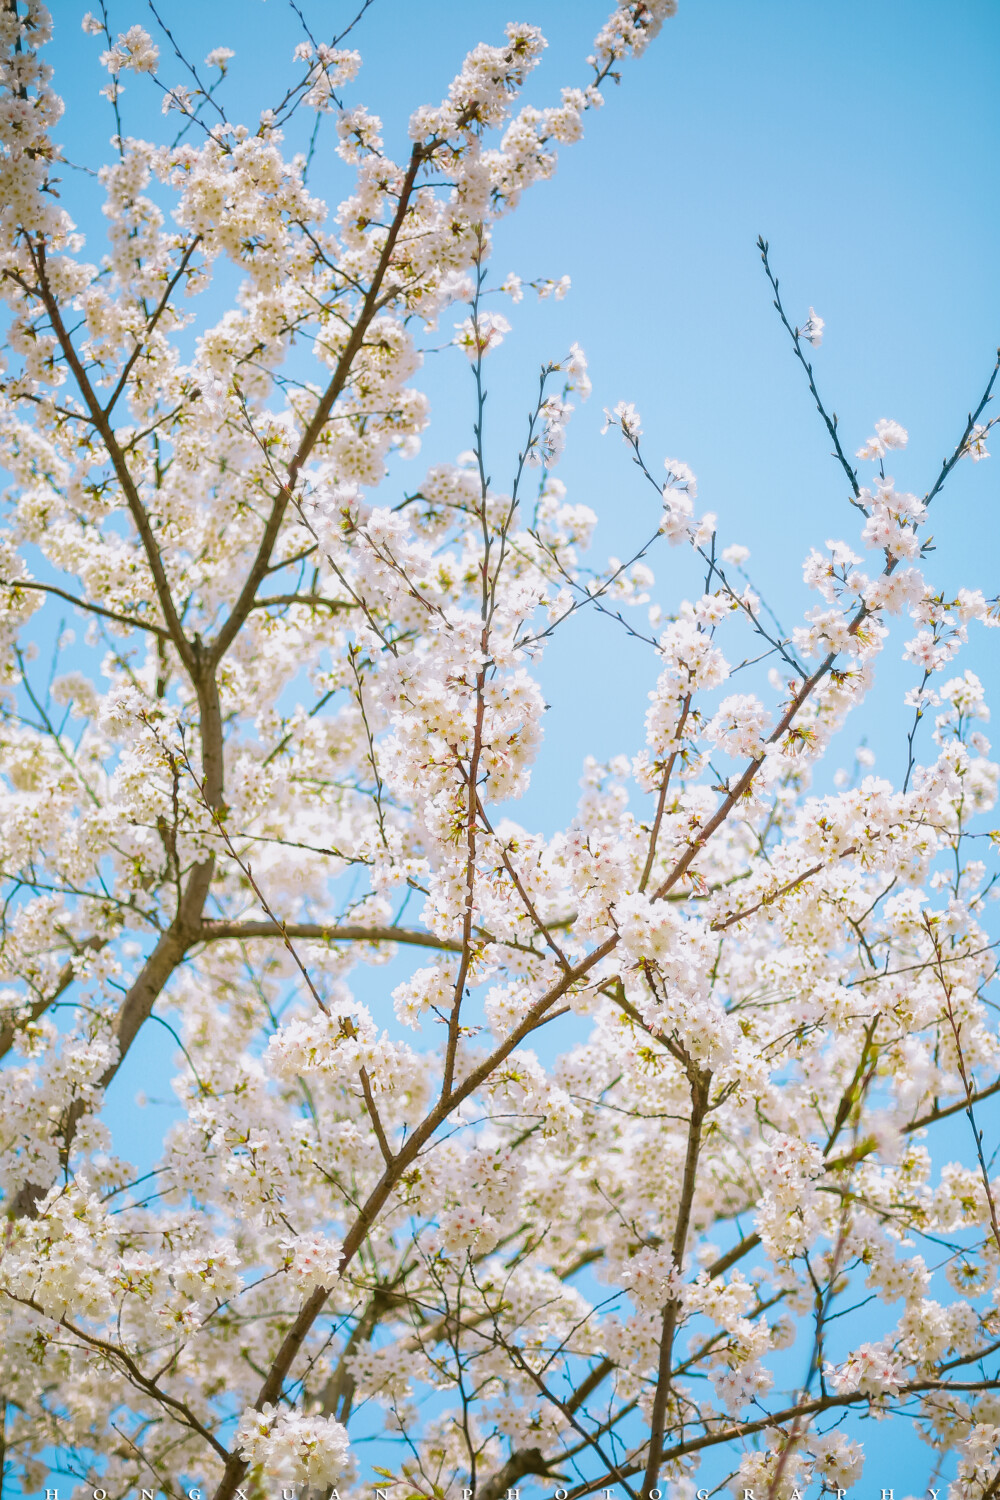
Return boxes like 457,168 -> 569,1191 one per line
1,3 -> 1000,1499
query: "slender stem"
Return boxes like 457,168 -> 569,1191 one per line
757,237 -> 861,499
29,242 -> 196,672
0,578 -> 171,639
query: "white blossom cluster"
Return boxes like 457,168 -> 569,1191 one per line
0,4 -> 998,1500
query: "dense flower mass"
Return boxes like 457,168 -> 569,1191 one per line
0,4 -> 998,1500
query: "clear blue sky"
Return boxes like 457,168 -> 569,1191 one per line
31,3 -> 1000,1493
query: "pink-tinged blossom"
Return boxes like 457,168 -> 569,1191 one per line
826,1342 -> 904,1397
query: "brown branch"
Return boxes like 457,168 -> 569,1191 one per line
0,937 -> 105,1062
560,1375 -> 1000,1500
442,654 -> 489,1100
641,1065 -> 711,1494
199,919 -> 463,952
704,1231 -> 762,1281
205,361 -> 934,1500
638,696 -> 692,893
474,1449 -> 553,1500
247,593 -> 354,614
11,860 -> 213,1219
474,791 -> 571,972
710,858 -> 832,931
318,1288 -> 389,1422
207,143 -> 426,668
907,1073 -> 1000,1134
29,242 -> 196,673
358,1064 -> 393,1166
103,235 -> 202,417
0,578 -> 171,640
208,922 -> 623,1500
7,1293 -> 228,1461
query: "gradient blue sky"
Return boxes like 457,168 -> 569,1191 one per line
27,2 -> 1000,1493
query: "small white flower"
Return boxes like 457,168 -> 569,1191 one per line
798,305 -> 824,347
966,422 -> 991,460
453,312 -> 511,360
602,400 -> 642,438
